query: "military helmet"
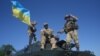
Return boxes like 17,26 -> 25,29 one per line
31,21 -> 37,26
64,14 -> 78,22
64,14 -> 71,20
43,22 -> 48,26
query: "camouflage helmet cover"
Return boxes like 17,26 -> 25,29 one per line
64,14 -> 78,20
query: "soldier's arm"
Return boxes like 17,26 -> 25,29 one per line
48,29 -> 54,38
57,29 -> 64,34
41,29 -> 44,36
63,23 -> 68,34
57,23 -> 67,34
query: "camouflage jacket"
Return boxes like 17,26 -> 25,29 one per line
64,21 -> 78,32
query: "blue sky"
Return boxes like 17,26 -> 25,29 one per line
0,0 -> 100,56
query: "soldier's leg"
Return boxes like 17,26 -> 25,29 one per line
29,34 -> 33,51
66,31 -> 72,50
29,34 -> 33,46
41,36 -> 46,50
72,30 -> 79,51
33,34 -> 37,42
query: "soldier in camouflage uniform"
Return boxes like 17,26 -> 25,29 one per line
64,14 -> 79,51
58,14 -> 79,51
28,21 -> 37,49
40,23 -> 53,50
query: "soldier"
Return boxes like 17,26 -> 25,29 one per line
40,23 -> 53,50
65,14 -> 79,51
58,14 -> 79,51
27,21 -> 37,50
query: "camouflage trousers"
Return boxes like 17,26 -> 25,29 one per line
66,30 -> 79,51
29,33 -> 36,49
41,36 -> 57,50
41,35 -> 50,49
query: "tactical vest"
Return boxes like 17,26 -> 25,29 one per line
28,26 -> 36,33
64,21 -> 78,32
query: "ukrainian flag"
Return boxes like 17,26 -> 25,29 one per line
11,1 -> 31,26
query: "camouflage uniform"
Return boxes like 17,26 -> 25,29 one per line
64,14 -> 79,51
28,21 -> 37,49
40,23 -> 53,50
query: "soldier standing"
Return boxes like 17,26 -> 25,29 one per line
65,14 -> 79,51
40,23 -> 53,50
28,21 -> 37,50
58,14 -> 79,51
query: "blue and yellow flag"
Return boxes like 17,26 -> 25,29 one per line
11,1 -> 31,26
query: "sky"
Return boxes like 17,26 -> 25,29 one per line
0,0 -> 100,56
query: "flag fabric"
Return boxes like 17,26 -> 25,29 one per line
11,1 -> 31,26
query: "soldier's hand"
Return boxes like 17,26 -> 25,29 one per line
57,29 -> 64,34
